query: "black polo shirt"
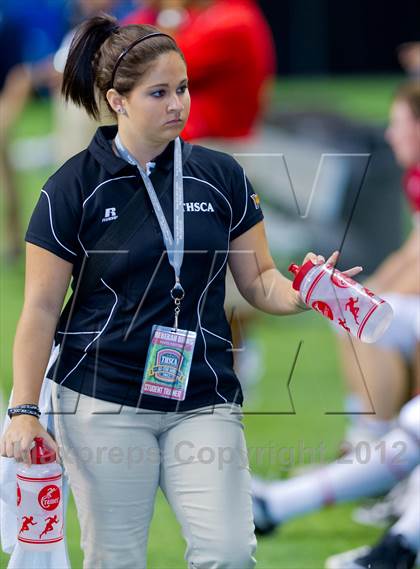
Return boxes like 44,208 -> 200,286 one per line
26,126 -> 264,411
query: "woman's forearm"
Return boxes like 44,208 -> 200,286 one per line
244,268 -> 305,315
11,306 -> 59,407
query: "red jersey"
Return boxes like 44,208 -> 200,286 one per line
123,7 -> 155,25
403,165 -> 420,213
122,0 -> 276,140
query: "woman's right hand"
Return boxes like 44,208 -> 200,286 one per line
0,415 -> 58,465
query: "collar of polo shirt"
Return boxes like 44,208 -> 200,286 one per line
89,125 -> 188,175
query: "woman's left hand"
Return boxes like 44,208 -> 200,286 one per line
302,250 -> 363,279
295,250 -> 363,311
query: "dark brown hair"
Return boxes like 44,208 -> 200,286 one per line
394,82 -> 420,120
62,13 -> 185,119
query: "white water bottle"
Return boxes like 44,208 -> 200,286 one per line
16,437 -> 63,550
289,260 -> 393,342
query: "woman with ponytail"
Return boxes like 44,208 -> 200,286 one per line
0,13 -> 360,568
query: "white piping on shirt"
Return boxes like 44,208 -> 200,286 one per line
78,233 -> 89,258
52,177 -> 133,354
82,175 -> 137,208
79,175 -> 137,258
57,353 -> 87,387
54,178 -> 131,382
55,174 -> 241,398
201,327 -> 234,349
58,278 -> 118,386
41,189 -> 77,257
57,330 -> 102,335
185,176 -> 233,404
230,168 -> 248,233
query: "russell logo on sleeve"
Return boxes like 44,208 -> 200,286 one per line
102,207 -> 119,222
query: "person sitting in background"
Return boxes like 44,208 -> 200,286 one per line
325,467 -> 420,568
252,83 -> 420,569
325,339 -> 420,569
337,82 -> 420,450
253,393 -> 420,569
398,42 -> 420,79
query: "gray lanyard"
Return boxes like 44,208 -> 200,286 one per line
115,134 -> 185,327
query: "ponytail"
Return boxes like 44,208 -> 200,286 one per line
62,14 -> 118,120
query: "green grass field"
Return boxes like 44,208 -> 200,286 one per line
272,74 -> 404,122
0,76 -> 399,568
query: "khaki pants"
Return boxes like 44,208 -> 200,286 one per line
52,383 -> 256,569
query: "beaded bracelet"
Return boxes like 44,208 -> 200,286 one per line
7,404 -> 41,419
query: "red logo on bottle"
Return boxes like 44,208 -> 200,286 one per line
312,300 -> 334,320
19,516 -> 37,534
345,296 -> 360,325
38,485 -> 60,511
17,483 -> 21,507
39,515 -> 59,539
363,287 -> 375,298
338,317 -> 351,333
330,269 -> 354,289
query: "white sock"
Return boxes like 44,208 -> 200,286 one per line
360,416 -> 395,439
390,465 -> 420,552
344,417 -> 395,448
266,427 -> 419,523
344,393 -> 364,415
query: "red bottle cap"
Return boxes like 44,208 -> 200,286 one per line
30,437 -> 56,464
288,260 -> 316,291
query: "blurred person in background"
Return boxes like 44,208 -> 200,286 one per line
123,0 -> 277,388
253,83 -> 420,568
0,13 -> 30,262
2,2 -> 139,171
52,0 -> 138,164
0,0 -> 68,262
398,42 -> 420,79
253,394 -> 420,569
337,83 -> 420,451
123,0 -> 275,141
326,333 -> 420,569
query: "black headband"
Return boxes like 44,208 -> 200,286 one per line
110,32 -> 175,89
